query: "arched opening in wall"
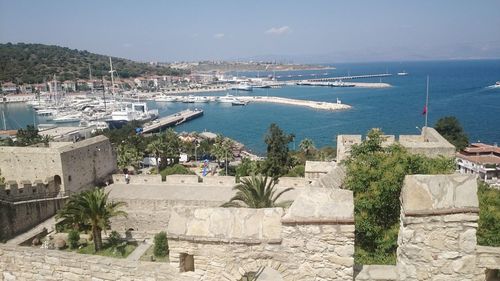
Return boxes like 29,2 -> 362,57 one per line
53,175 -> 62,193
485,269 -> 500,281
240,267 -> 283,281
179,253 -> 194,272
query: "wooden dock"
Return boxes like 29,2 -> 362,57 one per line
142,109 -> 203,133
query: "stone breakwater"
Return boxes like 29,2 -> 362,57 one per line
349,82 -> 391,88
238,96 -> 352,111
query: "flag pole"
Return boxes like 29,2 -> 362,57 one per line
425,75 -> 429,128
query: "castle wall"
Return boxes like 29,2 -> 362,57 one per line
0,197 -> 66,240
167,188 -> 355,281
0,147 -> 63,185
396,174 -> 483,281
0,244 -> 194,281
58,135 -> 116,193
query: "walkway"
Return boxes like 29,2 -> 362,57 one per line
6,215 -> 58,245
126,241 -> 151,261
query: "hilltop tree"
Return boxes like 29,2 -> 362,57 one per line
434,116 -> 469,151
263,123 -> 294,178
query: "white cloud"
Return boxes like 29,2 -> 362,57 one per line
265,26 -> 291,35
213,33 -> 225,39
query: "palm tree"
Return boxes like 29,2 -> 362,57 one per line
116,144 -> 143,170
162,128 -> 181,166
56,188 -> 127,251
299,138 -> 315,156
147,138 -> 165,173
222,174 -> 294,208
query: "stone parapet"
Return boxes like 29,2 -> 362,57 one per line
0,244 -> 194,281
201,176 -> 236,186
166,174 -> 200,184
397,174 -> 482,281
354,265 -> 399,281
112,174 -> 162,184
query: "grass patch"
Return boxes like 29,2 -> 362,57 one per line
139,244 -> 170,262
71,242 -> 137,258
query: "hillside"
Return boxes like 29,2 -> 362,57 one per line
0,43 -> 187,84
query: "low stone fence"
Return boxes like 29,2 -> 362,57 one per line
165,175 -> 200,184
0,244 -> 194,281
112,174 -> 162,184
274,177 -> 312,189
201,176 -> 235,186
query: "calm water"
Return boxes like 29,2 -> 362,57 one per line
2,60 -> 500,155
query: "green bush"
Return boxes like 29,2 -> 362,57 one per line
285,165 -> 305,177
154,231 -> 169,257
477,182 -> 500,246
344,129 -> 455,264
108,231 -> 122,248
68,229 -> 80,249
160,164 -> 195,180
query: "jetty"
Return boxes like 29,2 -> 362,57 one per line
305,73 -> 392,82
142,109 -> 203,133
238,96 -> 351,111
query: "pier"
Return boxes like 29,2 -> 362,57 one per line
142,109 -> 203,133
305,73 -> 392,82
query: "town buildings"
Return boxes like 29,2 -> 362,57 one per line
456,143 -> 500,186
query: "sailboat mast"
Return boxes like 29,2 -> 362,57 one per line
425,76 -> 429,128
89,64 -> 94,94
2,111 -> 6,131
109,57 -> 115,95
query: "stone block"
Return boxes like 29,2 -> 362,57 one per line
283,188 -> 353,221
402,174 -> 478,214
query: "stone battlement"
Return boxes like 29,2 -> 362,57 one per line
336,127 -> 456,162
0,177 -> 60,201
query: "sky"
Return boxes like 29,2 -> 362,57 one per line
1,0 -> 500,63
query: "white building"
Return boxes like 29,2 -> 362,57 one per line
456,143 -> 500,186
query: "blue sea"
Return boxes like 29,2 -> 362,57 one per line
2,60 -> 500,155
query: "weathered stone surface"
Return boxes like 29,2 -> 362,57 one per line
169,207 -> 283,241
401,174 -> 478,214
283,188 -> 353,221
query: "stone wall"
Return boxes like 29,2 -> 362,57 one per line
336,127 -> 455,162
167,188 -> 355,281
0,197 -> 66,241
112,174 -> 162,184
396,174 -> 482,281
0,244 -> 194,281
0,135 -> 116,194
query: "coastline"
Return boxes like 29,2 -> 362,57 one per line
238,96 -> 351,111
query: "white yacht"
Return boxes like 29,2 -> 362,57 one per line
397,71 -> 409,76
217,94 -> 238,103
107,102 -> 159,128
155,94 -> 177,102
231,82 -> 253,91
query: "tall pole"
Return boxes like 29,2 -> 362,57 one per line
102,76 -> 107,112
89,64 -> 94,94
109,57 -> 115,95
425,76 -> 429,128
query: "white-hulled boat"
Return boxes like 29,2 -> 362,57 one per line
218,94 -> 238,103
231,82 -> 253,91
397,71 -> 409,76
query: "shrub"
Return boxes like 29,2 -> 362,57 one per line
477,182 -> 500,246
160,164 -> 195,180
285,165 -> 305,177
154,231 -> 169,257
108,231 -> 122,248
68,229 -> 80,249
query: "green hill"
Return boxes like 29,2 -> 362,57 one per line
0,43 -> 187,84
